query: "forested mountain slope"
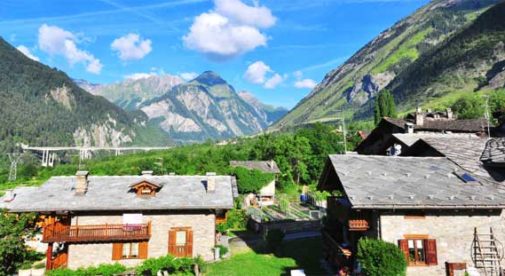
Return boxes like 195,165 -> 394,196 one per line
271,0 -> 502,130
0,37 -> 170,153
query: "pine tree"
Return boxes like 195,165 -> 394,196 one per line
374,89 -> 397,125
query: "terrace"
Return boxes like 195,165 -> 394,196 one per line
42,222 -> 151,243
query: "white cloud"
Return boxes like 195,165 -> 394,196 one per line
264,73 -> 284,89
214,0 -> 276,28
124,72 -> 157,80
16,45 -> 39,61
294,79 -> 317,89
244,61 -> 272,84
293,70 -> 317,89
111,33 -> 152,61
38,24 -> 102,74
183,0 -> 275,59
180,72 -> 198,81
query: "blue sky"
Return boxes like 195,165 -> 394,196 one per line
0,0 -> 428,108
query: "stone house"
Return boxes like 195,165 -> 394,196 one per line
0,171 -> 236,270
318,154 -> 505,276
355,108 -> 487,155
230,160 -> 280,206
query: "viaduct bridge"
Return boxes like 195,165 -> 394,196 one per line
21,145 -> 171,167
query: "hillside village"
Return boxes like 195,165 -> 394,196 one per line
1,0 -> 505,276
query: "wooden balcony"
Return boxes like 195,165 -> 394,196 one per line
348,219 -> 369,231
42,222 -> 151,243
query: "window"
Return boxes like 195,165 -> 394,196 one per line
398,238 -> 437,266
112,242 -> 148,260
168,227 -> 193,257
408,239 -> 425,264
122,242 -> 139,259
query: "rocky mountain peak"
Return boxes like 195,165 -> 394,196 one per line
193,71 -> 227,86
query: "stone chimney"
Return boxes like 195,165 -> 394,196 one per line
141,170 -> 153,177
206,172 -> 216,193
75,171 -> 89,196
405,122 -> 415,134
415,106 -> 424,126
446,108 -> 453,120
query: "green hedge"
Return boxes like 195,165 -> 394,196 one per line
135,255 -> 205,275
356,238 -> 407,276
231,167 -> 275,194
46,263 -> 126,276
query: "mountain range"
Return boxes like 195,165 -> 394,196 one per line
77,72 -> 288,143
271,0 -> 505,130
0,37 -> 172,153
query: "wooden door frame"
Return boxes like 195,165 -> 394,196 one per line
168,227 -> 193,257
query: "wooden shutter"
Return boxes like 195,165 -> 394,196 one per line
168,229 -> 176,255
139,241 -> 149,259
398,239 -> 409,264
425,239 -> 438,265
112,243 -> 123,260
186,229 -> 193,257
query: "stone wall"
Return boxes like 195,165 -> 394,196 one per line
379,210 -> 505,276
67,211 -> 215,269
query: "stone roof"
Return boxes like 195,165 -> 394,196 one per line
392,133 -> 480,147
481,138 -> 505,165
0,175 -> 236,212
325,155 -> 505,209
230,160 -> 281,174
384,117 -> 487,133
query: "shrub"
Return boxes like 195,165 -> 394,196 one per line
135,255 -> 203,275
264,229 -> 285,252
356,238 -> 407,276
231,167 -> 275,194
215,245 -> 229,259
46,263 -> 127,276
451,94 -> 485,119
223,209 -> 248,231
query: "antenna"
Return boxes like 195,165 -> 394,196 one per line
8,153 -> 22,182
334,109 -> 349,154
484,95 -> 491,138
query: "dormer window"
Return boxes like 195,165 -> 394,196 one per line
130,180 -> 161,197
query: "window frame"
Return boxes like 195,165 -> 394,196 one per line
406,239 -> 427,266
121,242 -> 140,259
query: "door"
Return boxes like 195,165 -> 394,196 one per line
168,227 -> 193,257
50,243 -> 68,270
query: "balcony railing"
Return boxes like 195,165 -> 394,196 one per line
42,222 -> 151,243
348,219 -> 369,231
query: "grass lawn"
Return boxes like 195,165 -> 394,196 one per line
205,237 -> 326,276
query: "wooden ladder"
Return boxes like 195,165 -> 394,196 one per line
473,227 -> 503,276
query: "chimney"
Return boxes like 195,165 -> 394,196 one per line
206,172 -> 216,193
405,122 -> 415,134
141,170 -> 153,177
268,160 -> 274,168
415,106 -> 424,126
446,108 -> 453,119
75,171 -> 89,196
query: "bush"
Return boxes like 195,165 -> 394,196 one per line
135,255 -> 203,275
264,229 -> 285,252
231,167 -> 275,194
223,208 -> 248,231
356,238 -> 407,276
451,94 -> 485,119
215,245 -> 229,259
46,263 -> 126,276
